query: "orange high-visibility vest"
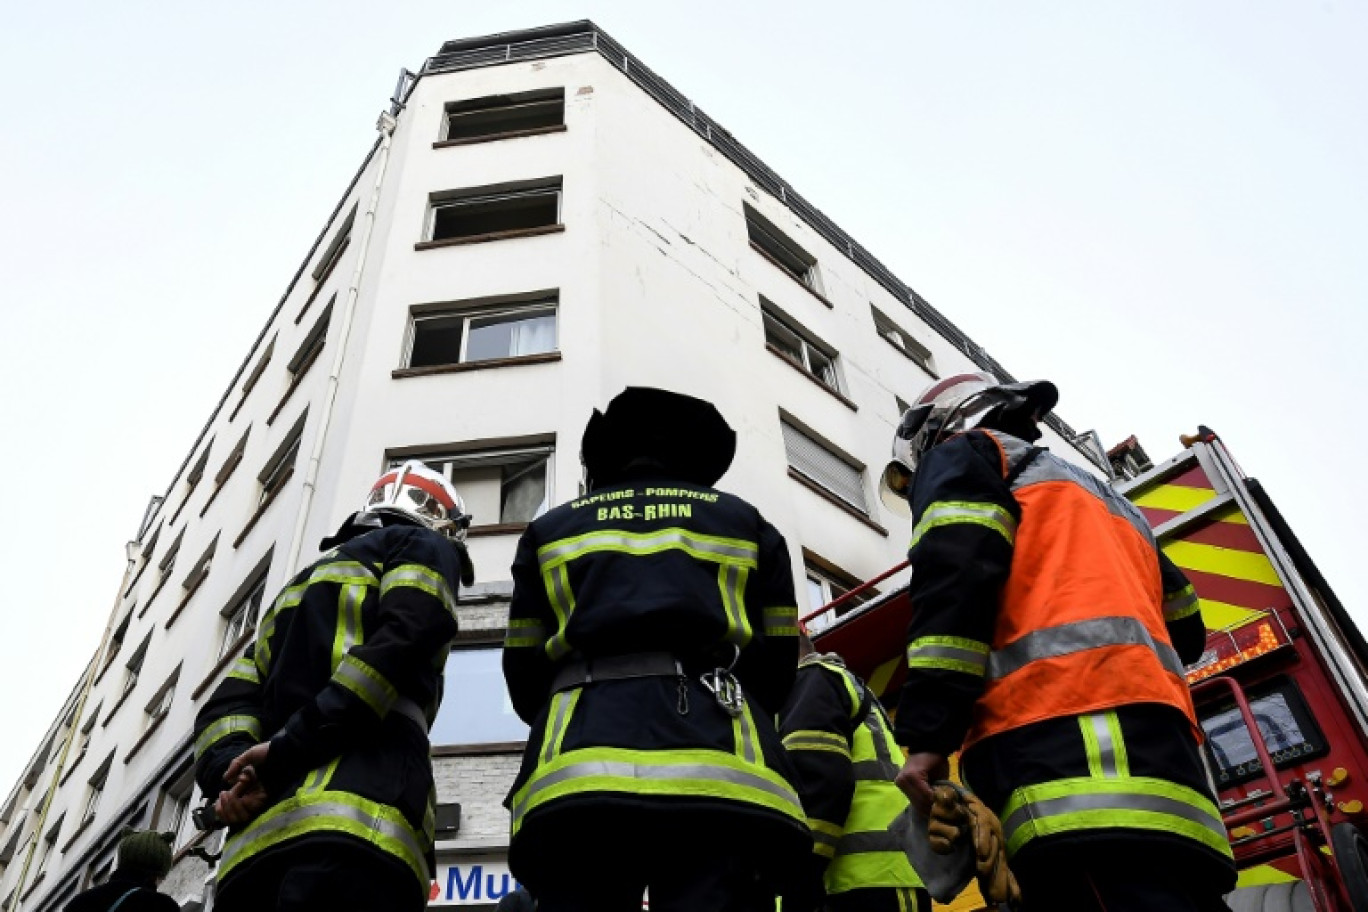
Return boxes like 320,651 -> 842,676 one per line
963,430 -> 1199,750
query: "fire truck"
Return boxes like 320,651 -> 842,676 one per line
809,429 -> 1368,912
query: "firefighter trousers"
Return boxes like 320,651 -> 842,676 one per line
211,839 -> 423,912
1014,858 -> 1232,912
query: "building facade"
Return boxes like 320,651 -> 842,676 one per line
0,22 -> 1110,912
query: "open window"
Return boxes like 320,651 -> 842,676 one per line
424,178 -> 562,245
761,299 -> 841,394
406,293 -> 557,370
393,444 -> 552,530
872,306 -> 935,376
745,203 -> 822,294
440,88 -> 565,144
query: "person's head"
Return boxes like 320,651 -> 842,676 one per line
115,828 -> 173,885
362,461 -> 472,541
880,372 -> 1057,515
580,387 -> 736,492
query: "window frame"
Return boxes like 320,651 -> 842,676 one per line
760,299 -> 844,396
82,759 -> 112,826
871,306 -> 936,376
387,440 -> 554,532
220,572 -> 267,660
779,416 -> 878,525
419,178 -> 564,248
430,642 -> 530,752
404,292 -> 560,372
801,554 -> 876,634
745,203 -> 823,296
438,88 -> 566,145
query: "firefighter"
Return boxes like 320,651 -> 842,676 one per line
880,372 -> 1236,912
779,630 -> 927,912
193,461 -> 474,912
503,386 -> 810,912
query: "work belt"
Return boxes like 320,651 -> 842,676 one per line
550,651 -> 684,693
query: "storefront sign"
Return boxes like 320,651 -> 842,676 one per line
429,856 -> 520,906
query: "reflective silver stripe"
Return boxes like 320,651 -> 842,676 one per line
514,757 -> 801,816
335,655 -> 396,717
544,565 -> 575,661
1002,789 -> 1227,849
543,690 -> 577,764
537,529 -> 759,569
763,605 -> 798,637
220,796 -> 427,883
836,830 -> 903,854
988,616 -> 1185,680
506,619 -> 549,648
735,704 -> 758,765
339,583 -> 364,662
863,707 -> 894,767
393,697 -> 430,732
1084,713 -> 1119,778
1163,586 -> 1200,622
195,715 -> 261,757
227,654 -> 260,684
1011,454 -> 1156,545
381,565 -> 457,615
852,759 -> 901,781
310,563 -> 378,586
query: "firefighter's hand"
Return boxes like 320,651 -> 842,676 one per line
927,782 -> 970,854
896,751 -> 948,816
962,792 -> 1021,907
214,766 -> 269,826
224,742 -> 270,785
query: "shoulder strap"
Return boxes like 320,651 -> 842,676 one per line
107,887 -> 143,912
1003,446 -> 1044,487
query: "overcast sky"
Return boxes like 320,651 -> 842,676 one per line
0,2 -> 1363,791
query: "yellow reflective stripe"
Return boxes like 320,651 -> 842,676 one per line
334,653 -> 397,717
226,654 -> 261,685
810,817 -> 844,838
907,635 -> 989,677
310,562 -> 378,587
381,564 -> 456,616
763,605 -> 798,638
718,563 -> 753,647
510,746 -> 805,837
331,583 -> 365,677
782,732 -> 852,759
298,757 -> 339,796
1163,584 -> 1201,622
220,788 -> 428,889
542,564 -> 575,661
1106,712 -> 1129,776
910,500 -> 1016,549
810,818 -> 842,858
733,700 -> 760,765
537,528 -> 759,572
1001,776 -> 1231,859
505,618 -> 549,649
195,715 -> 261,758
542,687 -> 582,764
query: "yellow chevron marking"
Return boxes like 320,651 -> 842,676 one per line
1210,505 -> 1249,525
1235,864 -> 1299,887
1200,599 -> 1265,631
868,655 -> 900,700
1164,540 -> 1284,588
1133,484 -> 1217,514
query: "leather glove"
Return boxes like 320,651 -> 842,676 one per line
926,782 -> 1021,908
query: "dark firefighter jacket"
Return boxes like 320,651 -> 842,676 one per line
780,654 -> 924,909
502,476 -> 810,885
64,871 -> 178,912
193,523 -> 464,904
893,429 -> 1235,889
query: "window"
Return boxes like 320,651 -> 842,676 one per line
397,445 -> 551,528
407,294 -> 558,369
258,423 -> 304,508
288,305 -> 331,384
71,707 -> 98,769
431,647 -> 529,746
156,530 -> 184,588
36,816 -> 62,872
232,337 -> 277,420
122,637 -> 150,700
781,418 -> 870,515
441,88 -> 565,143
157,768 -> 198,851
872,307 -> 935,375
202,428 -> 251,517
312,206 -> 356,284
761,300 -> 840,393
803,562 -> 872,634
171,442 -> 214,524
426,178 -> 562,243
102,614 -> 130,674
745,204 -> 821,293
182,538 -> 216,596
220,573 -> 267,659
83,759 -> 111,825
144,672 -> 177,732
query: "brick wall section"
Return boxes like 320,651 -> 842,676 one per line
434,753 -> 523,845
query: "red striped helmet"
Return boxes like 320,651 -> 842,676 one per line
364,461 -> 471,541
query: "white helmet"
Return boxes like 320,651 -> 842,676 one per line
879,372 -> 1057,516
363,461 -> 472,541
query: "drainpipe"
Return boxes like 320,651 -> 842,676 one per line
283,109 -> 399,578
6,541 -> 140,912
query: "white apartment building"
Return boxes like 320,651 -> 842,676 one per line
0,21 -> 1112,912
